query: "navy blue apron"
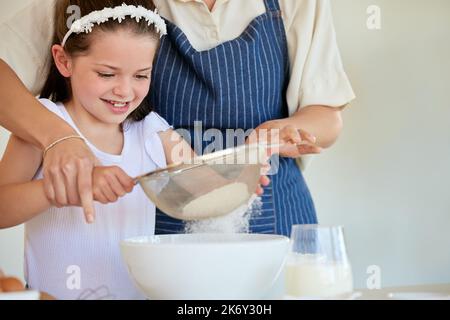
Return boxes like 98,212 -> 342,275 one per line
148,0 -> 317,237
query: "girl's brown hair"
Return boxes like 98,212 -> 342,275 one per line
40,0 -> 161,122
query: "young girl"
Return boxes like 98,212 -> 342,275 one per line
0,0 -> 188,300
0,0 -> 302,300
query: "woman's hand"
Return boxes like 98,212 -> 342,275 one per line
42,139 -> 98,223
92,166 -> 135,205
249,120 -> 322,158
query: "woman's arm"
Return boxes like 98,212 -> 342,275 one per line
254,105 -> 344,158
0,60 -> 76,149
0,135 -> 51,229
276,105 -> 344,149
0,60 -> 97,222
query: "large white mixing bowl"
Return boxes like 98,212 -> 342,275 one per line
120,233 -> 289,300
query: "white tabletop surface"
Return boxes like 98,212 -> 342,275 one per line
355,283 -> 450,300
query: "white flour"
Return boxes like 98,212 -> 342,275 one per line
182,182 -> 250,220
185,195 -> 262,234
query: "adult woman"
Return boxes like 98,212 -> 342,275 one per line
0,0 -> 355,236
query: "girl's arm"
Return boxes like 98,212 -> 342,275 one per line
157,129 -> 196,165
0,135 -> 135,228
0,181 -> 51,229
0,135 -> 51,229
0,60 -> 97,222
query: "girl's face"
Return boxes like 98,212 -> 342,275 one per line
66,29 -> 158,125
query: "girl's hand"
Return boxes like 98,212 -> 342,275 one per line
249,120 -> 322,158
92,166 -> 135,204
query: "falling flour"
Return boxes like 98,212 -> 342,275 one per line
184,195 -> 262,234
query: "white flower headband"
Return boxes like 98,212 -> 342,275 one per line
62,3 -> 167,47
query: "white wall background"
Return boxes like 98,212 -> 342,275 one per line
304,0 -> 450,288
0,0 -> 449,290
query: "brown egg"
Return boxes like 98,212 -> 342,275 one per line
0,277 -> 25,292
40,292 -> 57,300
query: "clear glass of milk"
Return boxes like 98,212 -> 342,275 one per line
285,225 -> 353,299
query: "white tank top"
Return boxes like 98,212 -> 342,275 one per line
25,99 -> 171,300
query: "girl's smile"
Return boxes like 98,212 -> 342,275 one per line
101,99 -> 131,115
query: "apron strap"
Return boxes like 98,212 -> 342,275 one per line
263,0 -> 281,12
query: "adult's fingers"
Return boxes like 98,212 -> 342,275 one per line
49,169 -> 68,208
298,129 -> 317,145
280,126 -> 303,145
256,185 -> 264,196
284,144 -> 322,158
297,144 -> 322,155
43,170 -> 56,205
259,175 -> 271,187
62,163 -> 81,205
77,159 -> 95,224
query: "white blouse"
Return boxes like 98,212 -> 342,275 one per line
0,0 -> 355,115
25,99 -> 171,299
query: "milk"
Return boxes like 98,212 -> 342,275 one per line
285,254 -> 353,298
